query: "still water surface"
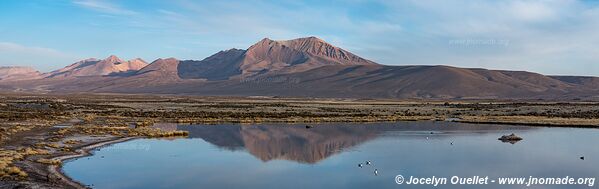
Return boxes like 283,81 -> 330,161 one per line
63,122 -> 599,189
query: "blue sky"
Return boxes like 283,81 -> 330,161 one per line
1,0 -> 598,76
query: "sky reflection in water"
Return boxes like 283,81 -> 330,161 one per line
63,122 -> 599,189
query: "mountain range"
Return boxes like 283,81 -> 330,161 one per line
1,36 -> 598,100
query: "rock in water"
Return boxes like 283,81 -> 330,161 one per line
498,133 -> 523,142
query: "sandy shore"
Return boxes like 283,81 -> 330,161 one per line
47,137 -> 139,189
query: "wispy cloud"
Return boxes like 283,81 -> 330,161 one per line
72,0 -> 137,15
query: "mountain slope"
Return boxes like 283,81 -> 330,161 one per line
275,37 -> 375,65
81,64 -> 598,100
178,37 -> 377,80
170,65 -> 591,99
0,66 -> 42,81
44,55 -> 147,78
178,49 -> 246,80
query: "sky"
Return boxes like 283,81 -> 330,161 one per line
0,0 -> 598,76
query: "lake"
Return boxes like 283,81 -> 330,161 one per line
62,122 -> 599,189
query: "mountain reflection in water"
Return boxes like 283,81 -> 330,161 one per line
172,122 -> 532,164
65,122 -> 599,189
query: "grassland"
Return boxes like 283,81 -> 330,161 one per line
0,93 -> 598,188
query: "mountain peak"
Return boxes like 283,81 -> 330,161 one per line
136,57 -> 180,76
104,55 -> 123,63
245,36 -> 376,67
173,36 -> 377,80
286,36 -> 323,42
226,48 -> 243,52
165,57 -> 178,61
128,58 -> 147,64
260,37 -> 273,42
252,38 -> 275,47
255,36 -> 324,46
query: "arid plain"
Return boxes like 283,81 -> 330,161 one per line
0,93 -> 598,188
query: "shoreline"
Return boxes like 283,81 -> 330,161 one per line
48,137 -> 140,189
176,119 -> 599,129
455,120 -> 599,129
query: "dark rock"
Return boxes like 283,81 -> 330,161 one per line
498,133 -> 523,143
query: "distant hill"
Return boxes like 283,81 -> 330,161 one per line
43,55 -> 147,78
1,37 -> 597,100
0,66 -> 41,81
